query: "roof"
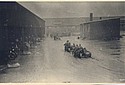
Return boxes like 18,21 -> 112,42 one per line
83,17 -> 120,24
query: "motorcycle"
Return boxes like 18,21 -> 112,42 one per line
7,48 -> 20,68
72,48 -> 92,58
79,51 -> 91,58
54,36 -> 61,40
8,48 -> 17,60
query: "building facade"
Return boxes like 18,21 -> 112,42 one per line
0,2 -> 45,65
44,16 -> 125,37
80,18 -> 120,40
44,18 -> 84,36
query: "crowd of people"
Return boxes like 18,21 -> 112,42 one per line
64,40 -> 91,58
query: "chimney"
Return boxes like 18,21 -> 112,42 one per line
90,13 -> 93,21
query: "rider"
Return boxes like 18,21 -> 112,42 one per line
64,40 -> 70,52
83,47 -> 87,57
73,44 -> 79,58
70,43 -> 75,54
77,44 -> 84,58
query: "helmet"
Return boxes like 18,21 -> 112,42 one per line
67,40 -> 69,42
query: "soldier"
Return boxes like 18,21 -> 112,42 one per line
73,44 -> 79,58
54,35 -> 56,40
18,37 -> 24,54
64,40 -> 71,52
70,43 -> 75,54
77,44 -> 84,58
15,38 -> 20,54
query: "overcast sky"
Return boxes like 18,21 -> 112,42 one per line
19,2 -> 125,18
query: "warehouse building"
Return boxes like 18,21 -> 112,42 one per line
0,2 -> 45,65
44,18 -> 83,37
80,17 -> 120,40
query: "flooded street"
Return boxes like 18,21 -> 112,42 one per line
0,35 -> 125,83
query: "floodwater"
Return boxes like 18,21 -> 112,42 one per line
0,33 -> 125,83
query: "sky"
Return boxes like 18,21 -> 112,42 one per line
19,2 -> 125,18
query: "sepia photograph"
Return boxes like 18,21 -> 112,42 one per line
0,1 -> 125,83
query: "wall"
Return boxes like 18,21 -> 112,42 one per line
44,18 -> 83,36
81,18 -> 120,40
0,2 -> 45,64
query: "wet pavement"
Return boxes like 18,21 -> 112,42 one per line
0,36 -> 125,83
